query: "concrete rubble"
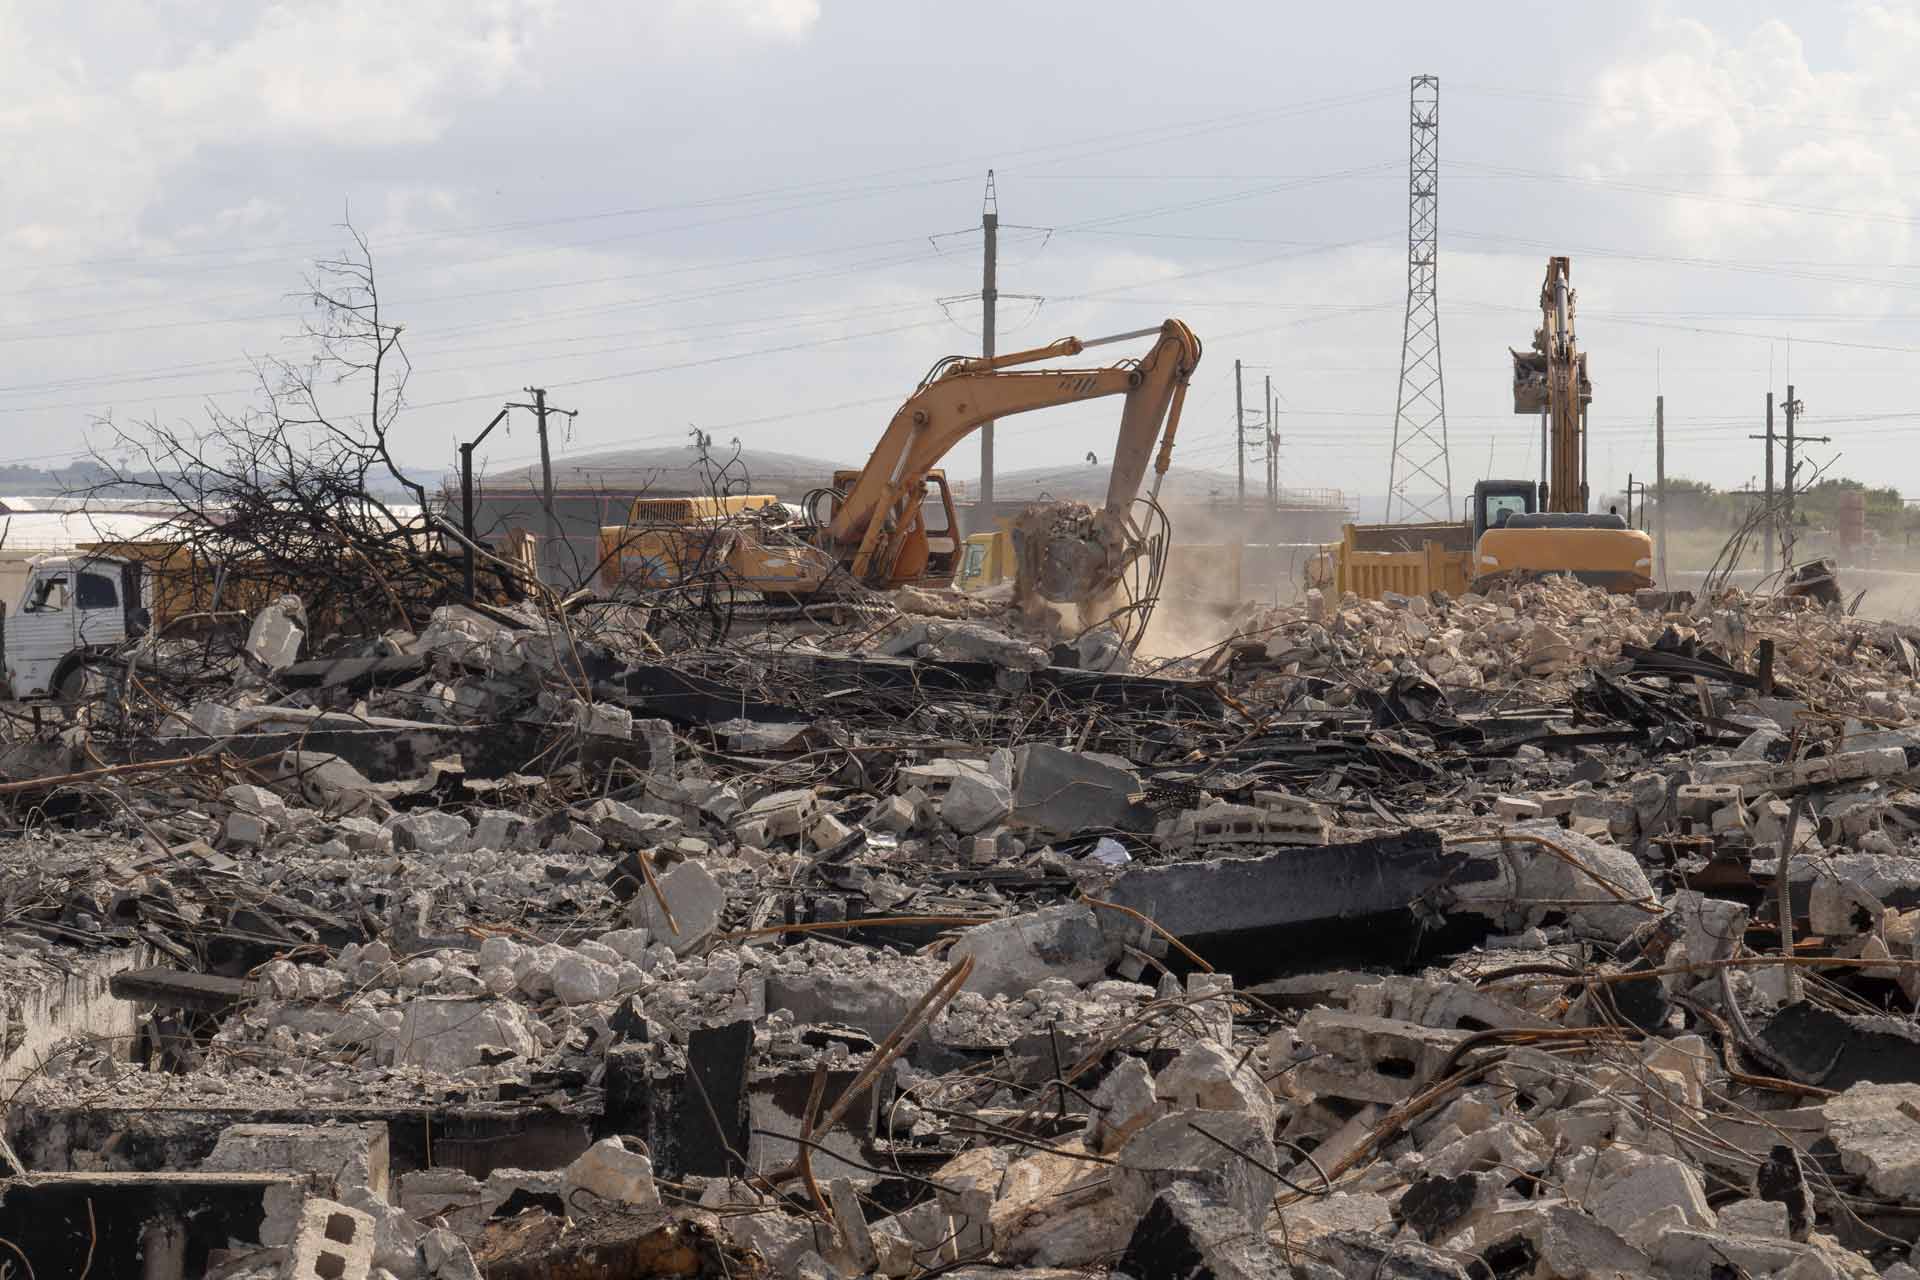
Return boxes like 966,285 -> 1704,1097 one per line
9,573 -> 1920,1276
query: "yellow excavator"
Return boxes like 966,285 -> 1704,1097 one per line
599,320 -> 1202,632
1473,256 -> 1653,591
1317,258 -> 1651,598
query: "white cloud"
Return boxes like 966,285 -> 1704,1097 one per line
669,0 -> 821,39
1573,5 -> 1915,266
129,1 -> 549,147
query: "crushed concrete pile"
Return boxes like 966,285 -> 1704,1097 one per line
11,576 -> 1920,1277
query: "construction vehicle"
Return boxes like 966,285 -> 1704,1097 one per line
1,531 -> 536,705
600,320 -> 1203,633
1314,259 -> 1652,599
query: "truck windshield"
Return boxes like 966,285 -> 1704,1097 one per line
26,574 -> 69,612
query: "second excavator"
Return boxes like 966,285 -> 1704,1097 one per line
599,320 -> 1202,643
1474,256 -> 1653,591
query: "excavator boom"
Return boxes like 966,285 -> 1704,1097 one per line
824,319 -> 1201,587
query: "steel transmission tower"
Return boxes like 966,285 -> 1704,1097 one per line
1385,75 -> 1452,523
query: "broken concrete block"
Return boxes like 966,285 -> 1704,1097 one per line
247,595 -> 307,672
572,699 -> 633,739
1008,744 -> 1154,836
807,810 -> 853,851
940,769 -> 1012,835
1349,975 -> 1555,1032
932,1146 -> 1008,1255
563,1137 -> 661,1212
737,788 -> 820,840
866,794 -> 915,834
828,1176 -> 879,1273
627,858 -> 723,955
223,783 -> 289,818
1465,1200 -> 1651,1280
948,904 -> 1117,997
1089,1056 -> 1161,1154
1718,1198 -> 1790,1239
281,751 -> 381,817
1160,795 -> 1331,850
387,811 -> 471,857
1312,1229 -> 1477,1280
1459,820 -> 1657,942
1527,788 -> 1581,817
1117,1179 -> 1283,1280
924,621 -> 1048,670
587,798 -> 679,847
1583,1150 -> 1715,1242
1571,792 -> 1637,837
1154,1040 -> 1276,1136
1818,1083 -> 1920,1199
1652,1229 -> 1813,1280
383,997 -> 537,1074
340,1184 -> 421,1275
985,1140 -> 1122,1264
418,1226 -> 483,1280
1494,796 -> 1542,821
203,1121 -> 389,1198
1676,782 -> 1742,821
1422,1118 -> 1549,1179
224,810 -> 275,848
287,1196 -> 374,1280
1116,1109 -> 1278,1230
551,953 -> 619,1005
470,808 -> 532,853
1293,1010 -> 1469,1105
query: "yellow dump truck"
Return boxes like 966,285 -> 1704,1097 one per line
1313,479 -> 1653,601
1311,521 -> 1474,599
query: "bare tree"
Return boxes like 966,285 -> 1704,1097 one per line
84,223 -> 519,638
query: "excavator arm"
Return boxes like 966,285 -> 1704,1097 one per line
824,319 -> 1201,588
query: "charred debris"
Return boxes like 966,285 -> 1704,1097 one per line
9,527 -> 1920,1280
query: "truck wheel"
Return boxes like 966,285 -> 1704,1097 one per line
55,663 -> 100,711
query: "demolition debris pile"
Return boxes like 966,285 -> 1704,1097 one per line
14,569 -> 1920,1279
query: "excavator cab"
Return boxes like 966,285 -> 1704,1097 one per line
1471,480 -> 1538,541
824,468 -> 962,589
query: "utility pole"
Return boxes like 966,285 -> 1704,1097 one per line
1265,378 -> 1277,511
1234,358 -> 1246,506
979,171 -> 998,515
1655,395 -> 1667,589
1263,375 -> 1274,510
459,407 -> 510,603
1751,393 -> 1775,574
1779,384 -> 1826,567
506,386 -> 578,585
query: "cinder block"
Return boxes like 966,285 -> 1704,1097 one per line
286,1197 -> 374,1280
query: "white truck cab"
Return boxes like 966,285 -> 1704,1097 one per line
1,554 -> 147,701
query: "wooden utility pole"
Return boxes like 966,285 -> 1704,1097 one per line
506,386 -> 577,585
1655,394 -> 1667,589
1757,393 -> 1775,574
1234,358 -> 1246,506
1264,375 -> 1276,510
979,172 -> 998,514
1779,384 -> 1827,567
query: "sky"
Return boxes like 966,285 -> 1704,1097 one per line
4,0 -> 1920,513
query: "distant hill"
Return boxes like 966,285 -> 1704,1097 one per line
475,443 -> 852,499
